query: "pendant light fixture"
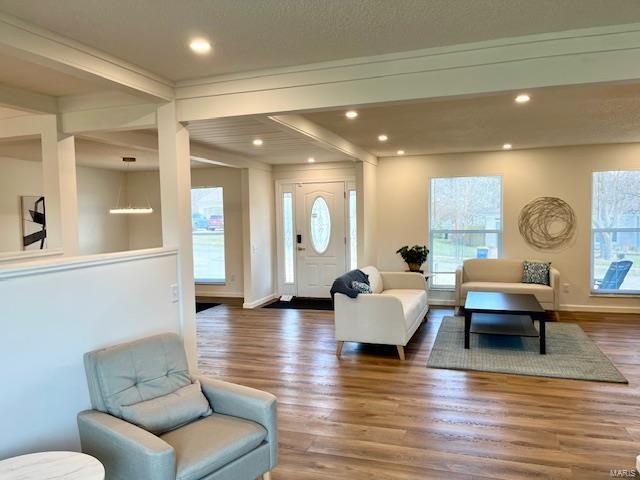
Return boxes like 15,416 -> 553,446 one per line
109,157 -> 154,215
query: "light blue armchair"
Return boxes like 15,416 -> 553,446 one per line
77,333 -> 277,480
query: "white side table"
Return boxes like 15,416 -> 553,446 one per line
0,451 -> 104,480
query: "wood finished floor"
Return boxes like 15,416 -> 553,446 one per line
196,306 -> 640,480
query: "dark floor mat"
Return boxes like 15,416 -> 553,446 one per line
263,297 -> 334,311
196,302 -> 221,313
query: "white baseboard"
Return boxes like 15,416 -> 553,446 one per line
196,291 -> 244,298
243,293 -> 277,309
428,299 -> 457,306
560,304 -> 640,314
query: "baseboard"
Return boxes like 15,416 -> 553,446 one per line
428,299 -> 457,306
243,294 -> 277,309
560,304 -> 640,314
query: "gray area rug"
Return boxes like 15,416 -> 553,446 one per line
427,317 -> 627,383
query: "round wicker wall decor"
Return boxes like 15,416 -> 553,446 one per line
518,197 -> 576,249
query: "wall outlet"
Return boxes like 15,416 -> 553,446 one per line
562,283 -> 570,294
170,284 -> 179,303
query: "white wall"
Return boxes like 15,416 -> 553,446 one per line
242,168 -> 276,307
126,170 -> 163,250
0,250 -> 180,460
76,166 -> 129,255
192,166 -> 244,297
376,143 -> 640,312
0,156 -> 43,253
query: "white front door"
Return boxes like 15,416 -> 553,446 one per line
295,182 -> 346,297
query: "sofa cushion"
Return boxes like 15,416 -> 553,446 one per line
351,281 -> 372,294
161,413 -> 267,480
460,282 -> 554,303
382,289 -> 428,327
463,259 -> 524,283
120,381 -> 212,435
84,333 -> 192,417
522,261 -> 551,285
361,266 -> 384,294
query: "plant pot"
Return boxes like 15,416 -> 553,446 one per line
407,263 -> 422,272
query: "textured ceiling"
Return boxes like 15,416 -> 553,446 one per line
1,0 -> 640,81
0,51 -> 109,97
187,117 -> 353,164
303,82 -> 640,156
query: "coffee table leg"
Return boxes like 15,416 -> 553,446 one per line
464,310 -> 471,349
539,319 -> 546,354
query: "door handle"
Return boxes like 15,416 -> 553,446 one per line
297,246 -> 306,251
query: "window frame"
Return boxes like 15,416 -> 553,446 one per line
428,175 -> 503,290
590,169 -> 640,296
191,186 -> 226,285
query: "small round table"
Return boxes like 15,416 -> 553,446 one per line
0,451 -> 104,480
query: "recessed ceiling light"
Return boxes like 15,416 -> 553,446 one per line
503,143 -> 512,150
515,94 -> 530,104
307,157 -> 315,163
378,134 -> 388,142
345,110 -> 358,119
189,38 -> 212,54
397,150 -> 405,155
252,138 -> 263,146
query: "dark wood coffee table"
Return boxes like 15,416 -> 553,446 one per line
463,291 -> 548,354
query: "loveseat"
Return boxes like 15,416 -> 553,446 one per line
334,266 -> 429,360
455,259 -> 559,315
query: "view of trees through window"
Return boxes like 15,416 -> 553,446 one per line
429,176 -> 502,287
592,170 -> 640,293
191,187 -> 225,283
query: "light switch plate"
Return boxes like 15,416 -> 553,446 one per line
170,284 -> 179,303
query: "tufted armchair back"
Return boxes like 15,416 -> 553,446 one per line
83,333 -> 192,418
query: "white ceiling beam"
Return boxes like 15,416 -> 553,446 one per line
266,114 -> 377,165
78,129 -> 271,172
60,103 -> 158,133
0,84 -> 57,114
175,23 -> 640,121
0,13 -> 174,101
0,113 -> 51,139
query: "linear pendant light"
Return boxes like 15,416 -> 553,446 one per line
109,157 -> 154,215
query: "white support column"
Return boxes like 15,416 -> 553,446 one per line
356,161 -> 378,267
39,115 -> 79,256
157,102 -> 197,369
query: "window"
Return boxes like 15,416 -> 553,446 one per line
349,190 -> 357,270
429,176 -> 502,288
592,170 -> 640,294
310,196 -> 331,254
283,192 -> 294,283
191,187 -> 225,283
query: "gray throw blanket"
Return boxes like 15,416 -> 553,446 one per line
330,269 -> 369,299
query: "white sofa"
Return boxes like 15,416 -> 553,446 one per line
455,259 -> 559,314
334,266 -> 429,360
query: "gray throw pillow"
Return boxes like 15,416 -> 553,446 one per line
351,280 -> 372,294
522,261 -> 551,285
120,381 -> 212,434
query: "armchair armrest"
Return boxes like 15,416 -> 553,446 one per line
194,376 -> 278,469
455,266 -> 464,307
549,267 -> 560,311
380,271 -> 427,291
334,293 -> 408,345
77,410 -> 175,480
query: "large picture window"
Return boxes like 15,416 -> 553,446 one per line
429,176 -> 502,288
191,187 -> 225,283
592,170 -> 640,294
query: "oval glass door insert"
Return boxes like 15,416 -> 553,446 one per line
310,196 -> 331,254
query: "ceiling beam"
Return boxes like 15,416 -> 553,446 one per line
78,130 -> 271,172
0,12 -> 174,101
176,23 -> 640,121
0,84 -> 57,114
266,114 -> 376,165
60,103 -> 158,133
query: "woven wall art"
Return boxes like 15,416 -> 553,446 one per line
518,197 -> 576,249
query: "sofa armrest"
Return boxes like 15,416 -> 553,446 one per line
380,271 -> 427,291
194,376 -> 278,469
550,267 -> 560,311
455,266 -> 464,307
334,293 -> 408,345
77,410 -> 175,480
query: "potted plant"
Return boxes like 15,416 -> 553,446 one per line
396,245 -> 429,272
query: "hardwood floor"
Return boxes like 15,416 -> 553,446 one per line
196,306 -> 640,479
